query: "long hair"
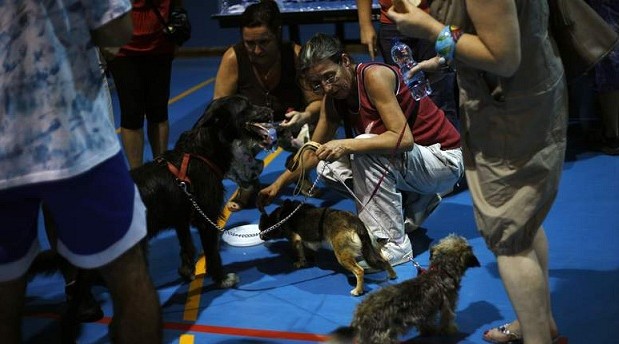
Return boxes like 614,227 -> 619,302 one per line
240,0 -> 282,42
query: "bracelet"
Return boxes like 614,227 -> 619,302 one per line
435,25 -> 462,65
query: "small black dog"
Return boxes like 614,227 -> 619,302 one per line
132,94 -> 275,287
329,234 -> 480,344
259,200 -> 397,296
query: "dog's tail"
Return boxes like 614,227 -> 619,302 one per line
326,326 -> 356,344
356,222 -> 392,271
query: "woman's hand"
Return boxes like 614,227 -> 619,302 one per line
315,140 -> 350,162
387,0 -> 443,41
410,55 -> 444,75
279,110 -> 309,129
256,182 -> 281,213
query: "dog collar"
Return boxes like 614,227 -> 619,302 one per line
157,153 -> 223,184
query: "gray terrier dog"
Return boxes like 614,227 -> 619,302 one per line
329,234 -> 480,344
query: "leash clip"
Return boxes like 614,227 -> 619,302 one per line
176,179 -> 188,191
411,258 -> 426,275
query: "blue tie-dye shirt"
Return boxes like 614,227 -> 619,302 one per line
0,0 -> 132,190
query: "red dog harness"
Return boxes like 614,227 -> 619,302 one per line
158,153 -> 223,185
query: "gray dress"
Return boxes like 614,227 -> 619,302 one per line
430,0 -> 568,255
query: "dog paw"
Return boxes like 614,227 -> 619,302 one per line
293,261 -> 308,269
441,324 -> 458,335
350,288 -> 364,297
216,273 -> 240,289
178,266 -> 196,282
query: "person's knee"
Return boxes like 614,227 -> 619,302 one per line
145,112 -> 169,125
120,115 -> 144,130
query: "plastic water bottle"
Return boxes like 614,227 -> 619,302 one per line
390,38 -> 432,100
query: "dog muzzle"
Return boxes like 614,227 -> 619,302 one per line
246,122 -> 278,151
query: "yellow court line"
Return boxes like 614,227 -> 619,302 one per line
114,77 -> 215,134
179,334 -> 194,344
168,78 -> 215,105
183,147 -> 284,323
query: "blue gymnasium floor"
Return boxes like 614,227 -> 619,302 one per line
22,56 -> 619,343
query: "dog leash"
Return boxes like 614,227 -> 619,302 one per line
410,258 -> 426,275
290,142 -> 428,275
289,141 -> 394,242
257,170 -> 323,237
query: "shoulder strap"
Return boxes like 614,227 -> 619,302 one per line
145,0 -> 169,28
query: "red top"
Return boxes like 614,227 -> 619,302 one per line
334,63 -> 460,150
117,0 -> 175,56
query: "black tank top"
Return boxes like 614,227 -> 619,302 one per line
233,41 -> 305,122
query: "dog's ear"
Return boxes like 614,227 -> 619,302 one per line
193,96 -> 249,137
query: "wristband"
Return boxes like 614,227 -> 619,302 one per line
435,25 -> 462,65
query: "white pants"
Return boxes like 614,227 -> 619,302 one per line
317,134 -> 463,245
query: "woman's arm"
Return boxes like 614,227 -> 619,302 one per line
213,47 -> 239,99
356,0 -> 378,60
317,65 -> 414,162
257,96 -> 337,209
281,44 -> 323,128
387,0 -> 521,77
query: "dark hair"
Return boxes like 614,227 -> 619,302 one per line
297,33 -> 347,76
240,0 -> 282,38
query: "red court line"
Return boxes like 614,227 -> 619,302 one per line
25,313 -> 328,342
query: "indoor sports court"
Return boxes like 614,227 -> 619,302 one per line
19,1 -> 619,343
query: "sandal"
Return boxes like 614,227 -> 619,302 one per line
483,323 -> 522,343
226,185 -> 256,212
483,322 -> 567,344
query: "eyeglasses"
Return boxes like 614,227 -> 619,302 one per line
307,71 -> 339,94
243,35 -> 274,51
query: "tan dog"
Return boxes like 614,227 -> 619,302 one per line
259,200 -> 397,296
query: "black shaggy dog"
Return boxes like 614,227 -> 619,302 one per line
132,94 -> 275,287
28,95 -> 275,342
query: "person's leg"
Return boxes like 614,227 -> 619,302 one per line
98,244 -> 162,343
352,153 -> 412,266
402,192 -> 441,232
317,157 -> 354,198
400,144 -> 463,230
147,120 -> 169,158
0,191 -> 41,343
144,55 -> 172,160
108,56 -> 146,169
46,153 -> 160,341
0,276 -> 26,344
42,204 -> 103,323
532,227 -> 558,337
121,127 -> 145,169
495,228 -> 553,344
485,227 -> 559,342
